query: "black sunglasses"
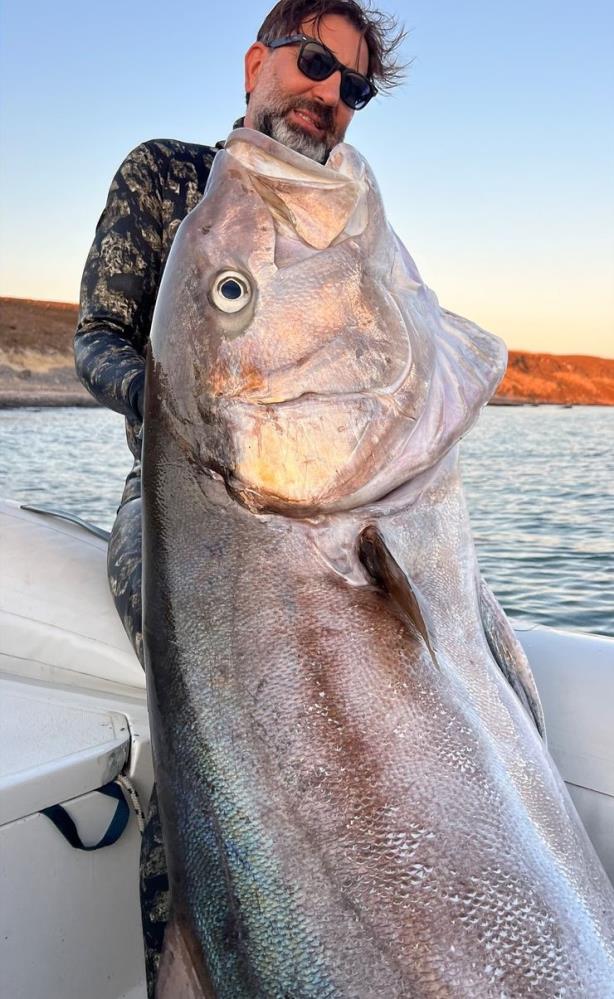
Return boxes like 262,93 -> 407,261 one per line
266,34 -> 376,111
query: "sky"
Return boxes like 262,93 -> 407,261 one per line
0,0 -> 613,358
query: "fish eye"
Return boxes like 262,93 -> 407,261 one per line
210,271 -> 252,313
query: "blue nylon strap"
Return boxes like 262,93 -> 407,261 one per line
41,780 -> 130,851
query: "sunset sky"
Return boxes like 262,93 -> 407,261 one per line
1,0 -> 612,357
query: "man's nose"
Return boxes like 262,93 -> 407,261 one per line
309,70 -> 342,106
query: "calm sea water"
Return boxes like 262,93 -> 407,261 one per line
0,406 -> 612,637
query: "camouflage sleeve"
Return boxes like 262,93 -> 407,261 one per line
74,142 -> 168,418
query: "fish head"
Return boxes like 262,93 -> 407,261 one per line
149,128 -> 506,516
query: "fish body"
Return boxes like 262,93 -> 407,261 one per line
143,129 -> 614,997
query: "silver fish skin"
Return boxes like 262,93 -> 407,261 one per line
143,128 -> 614,998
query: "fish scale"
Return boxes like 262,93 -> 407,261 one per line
143,127 -> 614,997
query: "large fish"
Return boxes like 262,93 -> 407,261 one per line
142,128 -> 614,997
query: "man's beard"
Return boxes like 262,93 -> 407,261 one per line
250,90 -> 340,164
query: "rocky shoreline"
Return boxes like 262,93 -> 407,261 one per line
1,296 -> 613,408
0,298 -> 95,408
0,390 -> 97,408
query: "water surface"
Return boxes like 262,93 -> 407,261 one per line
1,405 -> 612,637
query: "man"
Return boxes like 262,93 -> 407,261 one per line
74,1 -> 405,991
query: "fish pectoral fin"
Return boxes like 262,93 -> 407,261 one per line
358,525 -> 438,663
478,577 -> 546,740
156,915 -> 216,999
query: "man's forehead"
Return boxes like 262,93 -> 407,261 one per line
300,14 -> 370,74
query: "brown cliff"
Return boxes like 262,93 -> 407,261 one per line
0,297 -> 91,406
1,296 -> 613,407
496,351 -> 614,406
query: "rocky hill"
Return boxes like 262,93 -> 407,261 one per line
1,296 -> 613,407
497,351 -> 614,406
0,297 -> 88,406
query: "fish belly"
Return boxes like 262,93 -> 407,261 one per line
143,429 -> 614,999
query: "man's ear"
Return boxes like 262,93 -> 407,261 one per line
244,42 -> 269,98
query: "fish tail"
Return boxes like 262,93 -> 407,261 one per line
155,916 -> 217,999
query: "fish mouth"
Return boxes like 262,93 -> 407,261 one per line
208,337 -> 415,413
220,387 -> 417,422
228,388 -> 363,406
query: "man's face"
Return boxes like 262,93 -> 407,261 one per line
244,14 -> 370,163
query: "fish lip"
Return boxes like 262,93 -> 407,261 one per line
221,389 -> 367,407
217,389 -> 418,421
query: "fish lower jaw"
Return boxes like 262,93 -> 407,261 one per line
225,478 -> 324,517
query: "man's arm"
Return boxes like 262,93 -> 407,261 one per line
74,142 -> 167,419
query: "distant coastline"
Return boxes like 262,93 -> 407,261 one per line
496,351 -> 614,407
0,298 -> 92,408
1,296 -> 613,408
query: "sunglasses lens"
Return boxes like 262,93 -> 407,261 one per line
298,41 -> 336,81
296,40 -> 374,111
341,72 -> 373,110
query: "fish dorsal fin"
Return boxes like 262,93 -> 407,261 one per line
225,129 -> 366,248
358,525 -> 437,663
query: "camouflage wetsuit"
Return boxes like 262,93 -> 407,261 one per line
74,130 -> 232,994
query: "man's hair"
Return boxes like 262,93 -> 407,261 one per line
256,0 -> 407,92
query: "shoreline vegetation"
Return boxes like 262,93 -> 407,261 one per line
1,297 -> 613,409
